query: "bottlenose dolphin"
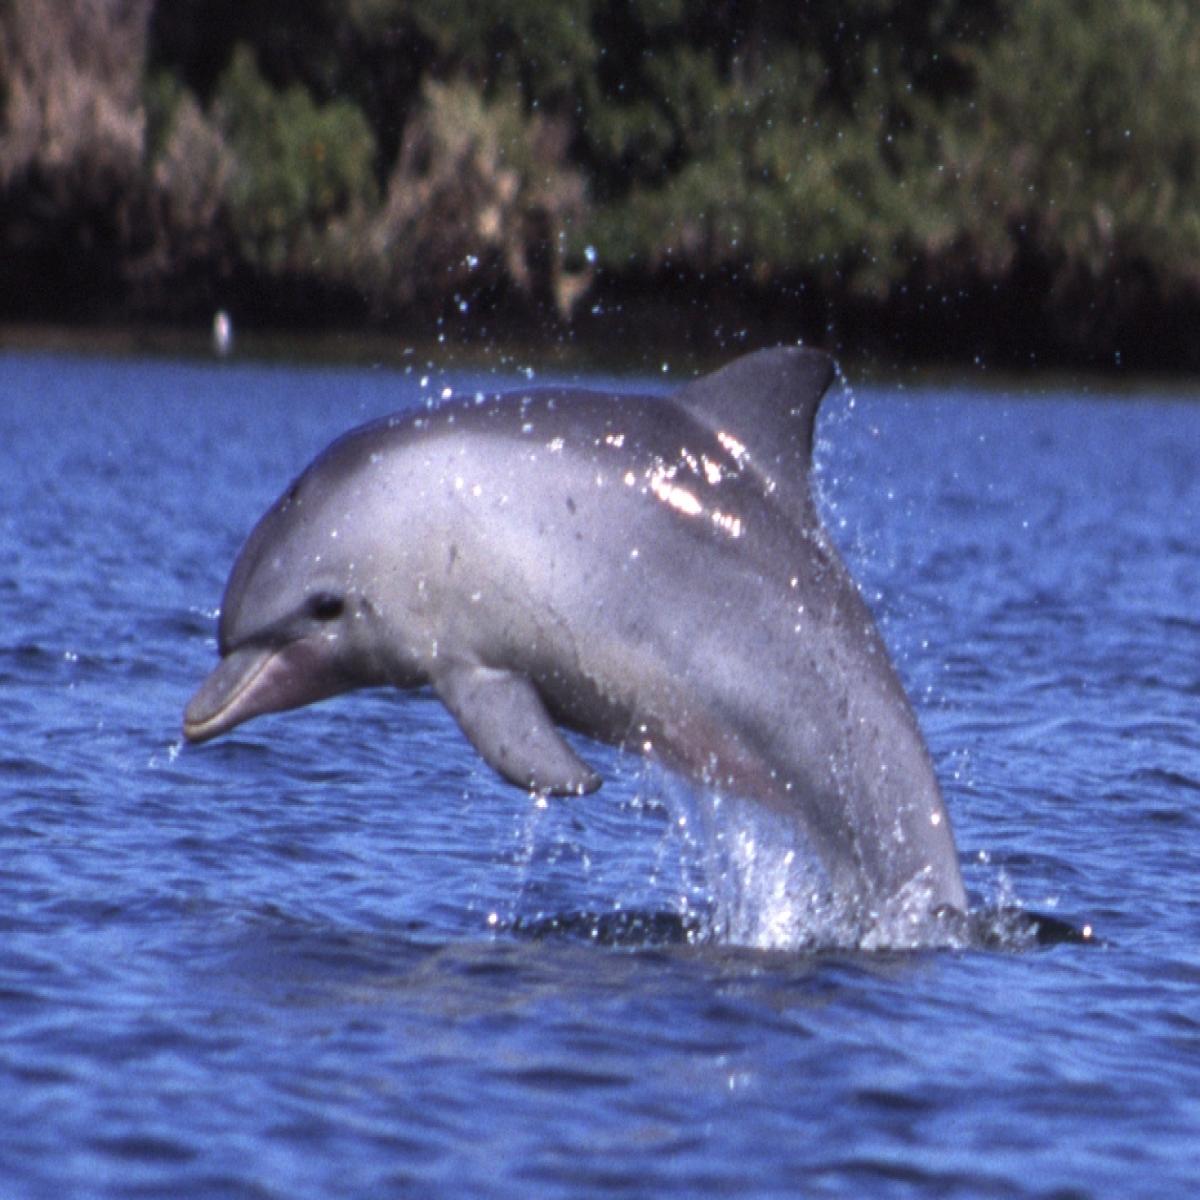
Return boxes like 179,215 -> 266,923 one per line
184,347 -> 967,923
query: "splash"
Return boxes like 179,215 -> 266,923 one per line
671,780 -> 972,951
497,767 -> 1096,952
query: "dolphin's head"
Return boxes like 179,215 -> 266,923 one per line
183,425 -> 420,744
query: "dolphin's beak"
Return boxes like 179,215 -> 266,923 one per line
183,640 -> 344,743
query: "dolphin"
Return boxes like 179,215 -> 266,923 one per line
184,347 -> 967,923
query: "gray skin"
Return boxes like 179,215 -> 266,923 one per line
184,347 -> 967,921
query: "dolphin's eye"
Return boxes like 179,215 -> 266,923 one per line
308,593 -> 345,621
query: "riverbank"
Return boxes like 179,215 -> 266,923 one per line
5,2 -> 1200,373
6,317 -> 1195,400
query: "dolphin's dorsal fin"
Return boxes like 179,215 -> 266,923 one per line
673,346 -> 835,514
433,663 -> 602,797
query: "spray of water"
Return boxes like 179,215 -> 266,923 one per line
499,772 -> 1093,951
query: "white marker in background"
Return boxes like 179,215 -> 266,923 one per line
212,310 -> 233,358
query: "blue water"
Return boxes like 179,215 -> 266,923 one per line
2,350 -> 1198,1198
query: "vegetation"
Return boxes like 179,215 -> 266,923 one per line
3,0 -> 1200,366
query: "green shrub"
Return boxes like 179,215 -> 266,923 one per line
213,44 -> 377,272
947,0 -> 1200,284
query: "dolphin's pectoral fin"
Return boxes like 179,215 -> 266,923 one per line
433,664 -> 602,797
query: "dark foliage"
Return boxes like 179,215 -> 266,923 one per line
2,0 -> 1198,366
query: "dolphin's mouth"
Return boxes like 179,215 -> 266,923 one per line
183,640 -> 341,743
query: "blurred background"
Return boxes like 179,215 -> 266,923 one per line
2,0 -> 1197,368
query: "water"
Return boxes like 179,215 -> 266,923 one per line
2,350 -> 1198,1198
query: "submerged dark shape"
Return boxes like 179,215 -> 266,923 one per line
506,907 -> 1098,951
973,907 -> 1100,949
184,346 -> 967,927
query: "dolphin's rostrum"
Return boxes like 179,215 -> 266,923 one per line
185,347 -> 967,925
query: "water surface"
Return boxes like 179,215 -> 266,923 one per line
2,351 -> 1198,1198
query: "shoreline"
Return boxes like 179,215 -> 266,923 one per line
2,318 -> 1194,397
